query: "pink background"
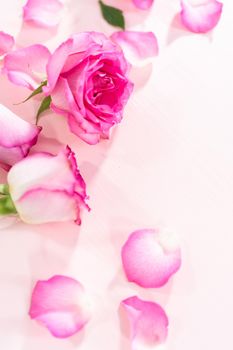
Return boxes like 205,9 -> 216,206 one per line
0,0 -> 233,349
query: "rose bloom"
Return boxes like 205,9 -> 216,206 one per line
7,146 -> 89,224
43,32 -> 133,144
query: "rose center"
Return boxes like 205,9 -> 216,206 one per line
92,72 -> 115,98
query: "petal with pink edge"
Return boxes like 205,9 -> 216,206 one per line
180,0 -> 223,33
132,0 -> 154,10
23,0 -> 63,28
121,296 -> 168,349
111,31 -> 158,66
29,275 -> 91,338
0,31 -> 14,56
0,104 -> 41,168
121,228 -> 181,288
3,44 -> 50,90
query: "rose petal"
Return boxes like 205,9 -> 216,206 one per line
3,44 -> 50,90
111,31 -> 158,66
29,275 -> 91,338
132,0 -> 154,10
121,296 -> 168,349
121,228 -> 181,288
0,31 -> 14,56
0,104 -> 41,168
23,0 -> 63,28
180,0 -> 223,33
16,189 -> 81,224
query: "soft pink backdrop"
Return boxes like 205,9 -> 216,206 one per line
0,0 -> 233,349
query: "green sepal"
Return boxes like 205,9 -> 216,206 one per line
99,0 -> 125,30
0,196 -> 17,215
15,80 -> 47,105
24,80 -> 47,102
0,184 -> 9,196
36,95 -> 52,124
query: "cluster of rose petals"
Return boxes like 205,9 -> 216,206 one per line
43,32 -> 133,145
0,104 -> 41,170
29,275 -> 91,338
3,44 -> 50,90
180,0 -> 223,33
132,0 -> 154,10
7,146 -> 89,224
23,0 -> 63,28
122,228 -> 181,288
121,296 -> 169,349
0,31 -> 14,56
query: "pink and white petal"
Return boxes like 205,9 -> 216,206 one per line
29,275 -> 91,338
15,188 -> 79,224
132,0 -> 154,10
0,104 -> 41,148
121,296 -> 168,349
0,31 -> 14,56
3,44 -> 50,90
0,146 -> 24,168
121,229 -> 181,288
23,0 -> 63,28
7,150 -> 78,200
180,0 -> 223,33
111,31 -> 158,66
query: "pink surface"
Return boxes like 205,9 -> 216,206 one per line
0,0 -> 233,349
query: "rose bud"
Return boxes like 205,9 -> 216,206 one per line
5,146 -> 89,224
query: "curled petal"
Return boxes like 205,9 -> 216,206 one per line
121,296 -> 168,349
29,275 -> 91,338
121,229 -> 181,288
23,0 -> 63,28
132,0 -> 154,10
180,0 -> 223,33
111,31 -> 158,66
3,44 -> 51,90
0,31 -> 14,56
0,104 -> 41,168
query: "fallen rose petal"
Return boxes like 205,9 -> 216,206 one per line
180,0 -> 223,33
7,146 -> 89,224
121,228 -> 181,288
0,104 -> 41,169
0,31 -> 14,56
110,31 -> 158,66
132,0 -> 154,10
29,275 -> 91,338
121,296 -> 168,349
3,44 -> 50,90
23,0 -> 63,28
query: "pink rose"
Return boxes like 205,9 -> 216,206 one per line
44,32 -> 133,144
0,104 -> 41,170
7,146 -> 89,224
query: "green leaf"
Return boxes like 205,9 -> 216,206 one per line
0,195 -> 17,215
99,0 -> 125,30
36,95 -> 52,124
